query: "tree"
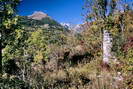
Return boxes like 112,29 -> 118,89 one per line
0,0 -> 20,74
84,0 -> 116,64
85,0 -> 133,64
26,29 -> 47,63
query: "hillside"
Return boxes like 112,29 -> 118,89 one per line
19,11 -> 65,30
1,0 -> 133,89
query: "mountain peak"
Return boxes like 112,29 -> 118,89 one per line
28,11 -> 49,20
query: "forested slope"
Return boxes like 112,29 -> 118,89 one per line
0,0 -> 133,89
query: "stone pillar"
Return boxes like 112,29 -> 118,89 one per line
103,30 -> 112,63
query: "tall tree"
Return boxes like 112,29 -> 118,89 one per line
0,0 -> 20,74
85,0 -> 132,64
84,0 -> 117,64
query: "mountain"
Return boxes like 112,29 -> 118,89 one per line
19,11 -> 91,33
60,23 -> 71,30
60,22 -> 91,33
72,22 -> 91,33
18,11 -> 69,45
28,11 -> 49,20
19,11 -> 65,29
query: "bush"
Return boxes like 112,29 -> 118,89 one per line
0,76 -> 30,89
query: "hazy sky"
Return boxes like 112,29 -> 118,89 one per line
18,0 -> 84,24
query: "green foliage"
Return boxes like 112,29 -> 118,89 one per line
121,48 -> 133,73
19,16 -> 62,27
81,22 -> 102,59
0,77 -> 30,89
0,0 -> 133,88
85,0 -> 117,21
0,0 -> 20,47
0,0 -> 20,74
126,49 -> 133,65
42,28 -> 66,45
2,28 -> 28,62
26,29 -> 47,62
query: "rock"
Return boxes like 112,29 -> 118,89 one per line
103,30 -> 113,63
28,11 -> 49,20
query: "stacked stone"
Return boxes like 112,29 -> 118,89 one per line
103,30 -> 112,63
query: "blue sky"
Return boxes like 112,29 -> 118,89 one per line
18,0 -> 84,24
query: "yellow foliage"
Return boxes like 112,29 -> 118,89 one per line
34,51 -> 44,62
